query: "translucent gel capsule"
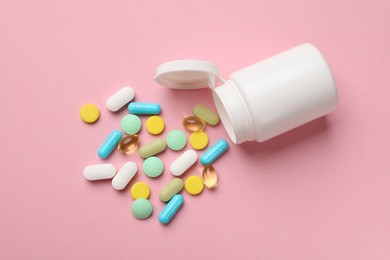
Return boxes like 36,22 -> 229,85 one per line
182,116 -> 206,132
202,165 -> 217,189
118,135 -> 139,153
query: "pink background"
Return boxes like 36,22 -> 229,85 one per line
1,0 -> 389,259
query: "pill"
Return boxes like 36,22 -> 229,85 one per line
158,194 -> 184,224
106,86 -> 135,112
200,139 -> 228,165
132,198 -> 153,219
139,138 -> 166,158
112,162 -> 137,190
145,116 -> 165,135
182,116 -> 205,132
84,164 -> 116,181
170,149 -> 198,176
80,104 -> 100,123
193,104 -> 219,126
202,165 -> 217,189
189,131 -> 209,150
130,182 -> 151,199
159,178 -> 183,202
143,156 -> 164,178
117,135 -> 139,154
98,130 -> 123,158
128,102 -> 161,115
121,114 -> 141,135
184,175 -> 204,195
166,130 -> 187,151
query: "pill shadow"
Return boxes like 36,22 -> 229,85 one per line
181,162 -> 201,178
237,116 -> 330,158
84,178 -> 112,188
118,178 -> 138,195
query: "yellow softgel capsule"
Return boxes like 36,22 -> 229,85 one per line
80,104 -> 100,123
182,116 -> 206,132
117,135 -> 139,154
145,116 -> 165,135
130,182 -> 151,199
189,131 -> 209,150
184,175 -> 204,195
202,165 -> 217,189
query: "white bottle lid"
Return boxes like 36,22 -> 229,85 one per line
153,60 -> 223,89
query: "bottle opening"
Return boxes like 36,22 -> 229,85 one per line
212,91 -> 238,144
212,81 -> 256,144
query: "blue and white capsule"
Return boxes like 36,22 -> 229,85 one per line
200,139 -> 228,165
158,194 -> 184,224
128,102 -> 161,115
98,130 -> 122,159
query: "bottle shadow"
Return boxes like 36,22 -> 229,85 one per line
237,116 -> 330,158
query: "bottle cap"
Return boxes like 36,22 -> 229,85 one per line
154,60 -> 223,89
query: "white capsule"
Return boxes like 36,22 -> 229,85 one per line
84,164 -> 116,181
112,162 -> 137,190
170,150 -> 198,176
106,86 -> 135,112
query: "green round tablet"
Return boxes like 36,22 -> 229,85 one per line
131,198 -> 153,219
166,130 -> 187,151
121,114 -> 141,135
143,156 -> 164,178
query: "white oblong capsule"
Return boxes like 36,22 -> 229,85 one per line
84,164 -> 116,181
112,162 -> 137,190
170,150 -> 198,176
106,86 -> 135,112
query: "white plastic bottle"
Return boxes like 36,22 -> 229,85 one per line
154,43 -> 338,144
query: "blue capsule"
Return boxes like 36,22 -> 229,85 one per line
98,130 -> 122,159
158,194 -> 184,224
200,139 -> 228,165
128,102 -> 161,115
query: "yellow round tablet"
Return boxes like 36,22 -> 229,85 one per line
145,116 -> 165,135
189,131 -> 209,150
130,182 -> 150,199
80,104 -> 100,123
184,176 -> 204,195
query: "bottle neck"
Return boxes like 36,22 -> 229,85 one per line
212,80 -> 256,144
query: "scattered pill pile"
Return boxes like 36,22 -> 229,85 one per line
81,86 -> 228,224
